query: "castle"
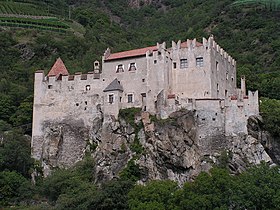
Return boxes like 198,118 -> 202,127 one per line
31,36 -> 259,162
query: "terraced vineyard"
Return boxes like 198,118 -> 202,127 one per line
0,1 -> 48,16
232,0 -> 280,10
0,0 -> 70,33
0,16 -> 69,32
0,0 -> 68,16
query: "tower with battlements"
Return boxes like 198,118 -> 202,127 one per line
32,36 -> 259,164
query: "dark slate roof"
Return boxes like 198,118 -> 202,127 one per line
103,78 -> 124,92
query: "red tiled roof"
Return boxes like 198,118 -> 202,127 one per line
47,58 -> 69,77
105,46 -> 158,61
231,95 -> 238,100
181,41 -> 203,48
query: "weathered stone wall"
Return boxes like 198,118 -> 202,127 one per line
33,109 -> 273,185
32,36 -> 261,182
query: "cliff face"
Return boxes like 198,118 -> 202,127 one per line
37,110 -> 274,184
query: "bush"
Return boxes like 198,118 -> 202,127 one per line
0,171 -> 33,206
260,97 -> 280,136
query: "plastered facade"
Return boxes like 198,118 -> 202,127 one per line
32,36 -> 259,162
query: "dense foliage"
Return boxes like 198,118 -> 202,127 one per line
0,0 -> 279,135
2,148 -> 280,210
1,0 -> 280,208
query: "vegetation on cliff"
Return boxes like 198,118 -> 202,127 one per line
1,137 -> 280,210
0,0 -> 280,208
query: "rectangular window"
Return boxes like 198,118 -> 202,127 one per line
216,61 -> 219,71
129,63 -> 136,71
173,62 -> 177,69
180,59 -> 188,68
128,94 -> 133,103
109,94 -> 114,104
196,57 -> 204,67
116,64 -> 124,73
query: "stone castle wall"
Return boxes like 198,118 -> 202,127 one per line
32,36 -> 260,170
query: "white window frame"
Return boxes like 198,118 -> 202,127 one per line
116,64 -> 124,73
196,57 -> 204,67
128,63 -> 137,71
180,59 -> 188,69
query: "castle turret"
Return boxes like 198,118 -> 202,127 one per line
93,60 -> 101,79
47,57 -> 69,79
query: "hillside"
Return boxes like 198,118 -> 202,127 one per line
1,0 -> 279,134
1,0 -> 280,209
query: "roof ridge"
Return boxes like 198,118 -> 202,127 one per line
105,45 -> 158,61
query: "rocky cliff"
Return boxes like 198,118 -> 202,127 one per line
38,109 -> 274,185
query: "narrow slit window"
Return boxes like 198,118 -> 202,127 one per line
128,94 -> 133,103
109,94 -> 114,104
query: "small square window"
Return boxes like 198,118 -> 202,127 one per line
129,63 -> 136,71
109,94 -> 114,104
196,57 -> 204,67
116,64 -> 124,73
128,94 -> 133,103
180,59 -> 188,68
142,79 -> 145,82
154,60 -> 157,64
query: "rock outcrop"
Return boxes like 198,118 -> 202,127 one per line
38,109 -> 275,184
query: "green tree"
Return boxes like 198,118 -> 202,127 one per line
10,95 -> 33,127
0,130 -> 34,177
128,180 -> 178,210
234,163 -> 280,209
0,171 -> 33,206
174,168 -> 235,209
260,97 -> 280,136
90,179 -> 134,210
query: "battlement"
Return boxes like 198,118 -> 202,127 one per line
32,36 -> 261,175
209,36 -> 236,66
33,36 -> 256,120
36,71 -> 101,82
